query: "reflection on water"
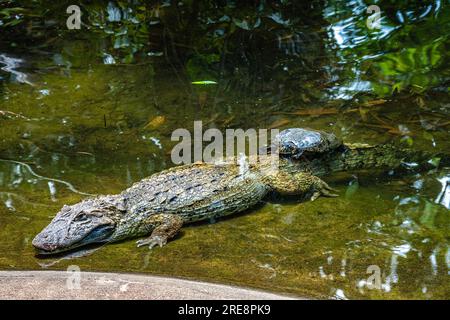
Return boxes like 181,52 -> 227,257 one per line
0,0 -> 449,299
0,54 -> 33,86
435,176 -> 450,209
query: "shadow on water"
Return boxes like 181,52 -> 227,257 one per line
34,243 -> 105,268
0,1 -> 449,299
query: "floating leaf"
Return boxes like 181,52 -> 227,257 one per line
191,81 -> 217,85
274,108 -> 338,116
144,115 -> 166,130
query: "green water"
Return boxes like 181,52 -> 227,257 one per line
0,0 -> 449,299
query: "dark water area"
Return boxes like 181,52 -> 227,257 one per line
0,0 -> 449,299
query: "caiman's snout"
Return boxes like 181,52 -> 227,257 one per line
32,196 -> 123,254
32,231 -> 61,252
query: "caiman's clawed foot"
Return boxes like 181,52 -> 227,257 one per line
311,178 -> 338,201
266,171 -> 338,201
136,235 -> 167,249
136,213 -> 183,250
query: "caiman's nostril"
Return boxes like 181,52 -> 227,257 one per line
32,233 -> 51,250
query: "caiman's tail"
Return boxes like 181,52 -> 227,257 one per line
337,142 -> 450,173
311,142 -> 450,176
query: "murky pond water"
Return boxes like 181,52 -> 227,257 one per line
0,1 -> 449,299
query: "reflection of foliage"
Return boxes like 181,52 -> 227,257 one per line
0,1 -> 328,100
420,201 -> 438,229
364,0 -> 449,96
1,0 -> 448,100
366,40 -> 447,96
0,6 -> 26,27
86,1 -> 160,64
326,0 -> 449,98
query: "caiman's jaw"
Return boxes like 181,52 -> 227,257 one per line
32,197 -> 123,255
32,223 -> 115,255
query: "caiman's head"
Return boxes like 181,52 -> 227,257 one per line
32,196 -> 126,254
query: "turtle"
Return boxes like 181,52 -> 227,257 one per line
263,128 -> 343,159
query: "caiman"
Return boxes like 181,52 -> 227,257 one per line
32,128 -> 448,254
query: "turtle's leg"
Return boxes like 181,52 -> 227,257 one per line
265,171 -> 338,201
136,214 -> 183,249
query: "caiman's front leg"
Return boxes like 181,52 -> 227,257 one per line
136,214 -> 183,249
266,171 -> 338,201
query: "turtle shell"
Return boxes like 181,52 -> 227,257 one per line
274,128 -> 342,157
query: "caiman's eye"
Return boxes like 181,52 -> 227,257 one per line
75,213 -> 88,221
